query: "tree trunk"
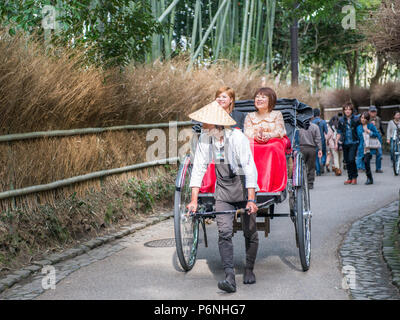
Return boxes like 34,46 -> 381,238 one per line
370,52 -> 388,102
344,50 -> 358,96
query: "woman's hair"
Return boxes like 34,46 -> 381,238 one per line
329,115 -> 339,128
361,111 -> 370,121
215,86 -> 235,112
253,87 -> 277,112
342,101 -> 355,114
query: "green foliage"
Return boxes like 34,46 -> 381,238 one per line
124,178 -> 155,213
104,198 -> 123,224
40,204 -> 70,242
0,0 -> 164,68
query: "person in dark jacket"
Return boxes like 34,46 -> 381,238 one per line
311,108 -> 328,175
356,112 -> 381,185
336,101 -> 360,185
368,105 -> 384,173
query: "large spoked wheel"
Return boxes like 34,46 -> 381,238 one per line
174,155 -> 200,271
393,137 -> 400,176
294,156 -> 312,272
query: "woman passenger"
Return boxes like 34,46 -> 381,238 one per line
243,87 -> 288,193
215,86 -> 246,131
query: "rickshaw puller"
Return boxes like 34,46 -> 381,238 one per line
187,101 -> 259,293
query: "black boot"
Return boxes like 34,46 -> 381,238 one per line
365,177 -> 373,185
218,268 -> 236,293
243,267 -> 256,284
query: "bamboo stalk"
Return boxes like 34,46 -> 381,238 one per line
198,2 -> 203,60
0,158 -> 180,201
245,0 -> 255,69
168,4 -> 176,59
161,0 -> 171,59
239,0 -> 250,70
157,0 -> 180,22
215,0 -> 231,61
190,0 -> 201,59
189,0 -> 230,70
0,122 -> 193,143
253,0 -> 262,64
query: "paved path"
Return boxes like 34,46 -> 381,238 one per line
2,155 -> 399,300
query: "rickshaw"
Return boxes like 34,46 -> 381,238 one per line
392,126 -> 400,176
174,99 -> 313,272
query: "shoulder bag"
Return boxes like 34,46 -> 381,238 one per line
363,132 -> 381,149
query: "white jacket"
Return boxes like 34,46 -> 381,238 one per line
189,128 -> 258,190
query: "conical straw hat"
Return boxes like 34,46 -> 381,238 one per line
188,101 -> 236,126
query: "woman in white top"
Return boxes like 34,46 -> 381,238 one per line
387,110 -> 400,161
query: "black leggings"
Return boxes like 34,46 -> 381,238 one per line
364,152 -> 373,180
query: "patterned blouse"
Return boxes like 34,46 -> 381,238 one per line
244,110 -> 286,141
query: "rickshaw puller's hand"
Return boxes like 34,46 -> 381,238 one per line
246,202 -> 258,214
186,200 -> 198,214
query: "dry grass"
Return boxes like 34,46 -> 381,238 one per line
0,28 -> 316,134
318,82 -> 400,109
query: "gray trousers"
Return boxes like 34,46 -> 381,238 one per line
300,145 -> 316,185
215,200 -> 259,271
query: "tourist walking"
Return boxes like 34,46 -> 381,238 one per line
368,105 -> 384,173
325,116 -> 342,176
312,108 -> 328,175
337,101 -> 360,185
357,112 -> 381,185
299,123 -> 323,189
387,110 -> 400,162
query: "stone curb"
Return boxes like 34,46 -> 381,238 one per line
382,216 -> 400,290
339,200 -> 400,300
0,212 -> 173,295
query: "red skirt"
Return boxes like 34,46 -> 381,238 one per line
199,136 -> 290,194
249,137 -> 289,193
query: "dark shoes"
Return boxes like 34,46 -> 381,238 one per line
243,268 -> 256,284
218,271 -> 236,293
365,178 -> 373,185
218,268 -> 257,292
376,170 -> 383,173
308,184 -> 314,190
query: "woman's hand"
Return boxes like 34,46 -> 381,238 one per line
255,129 -> 269,143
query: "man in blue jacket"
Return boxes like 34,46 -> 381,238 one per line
336,102 -> 361,185
312,108 -> 328,175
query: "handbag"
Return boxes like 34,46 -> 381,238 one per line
363,132 -> 381,149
